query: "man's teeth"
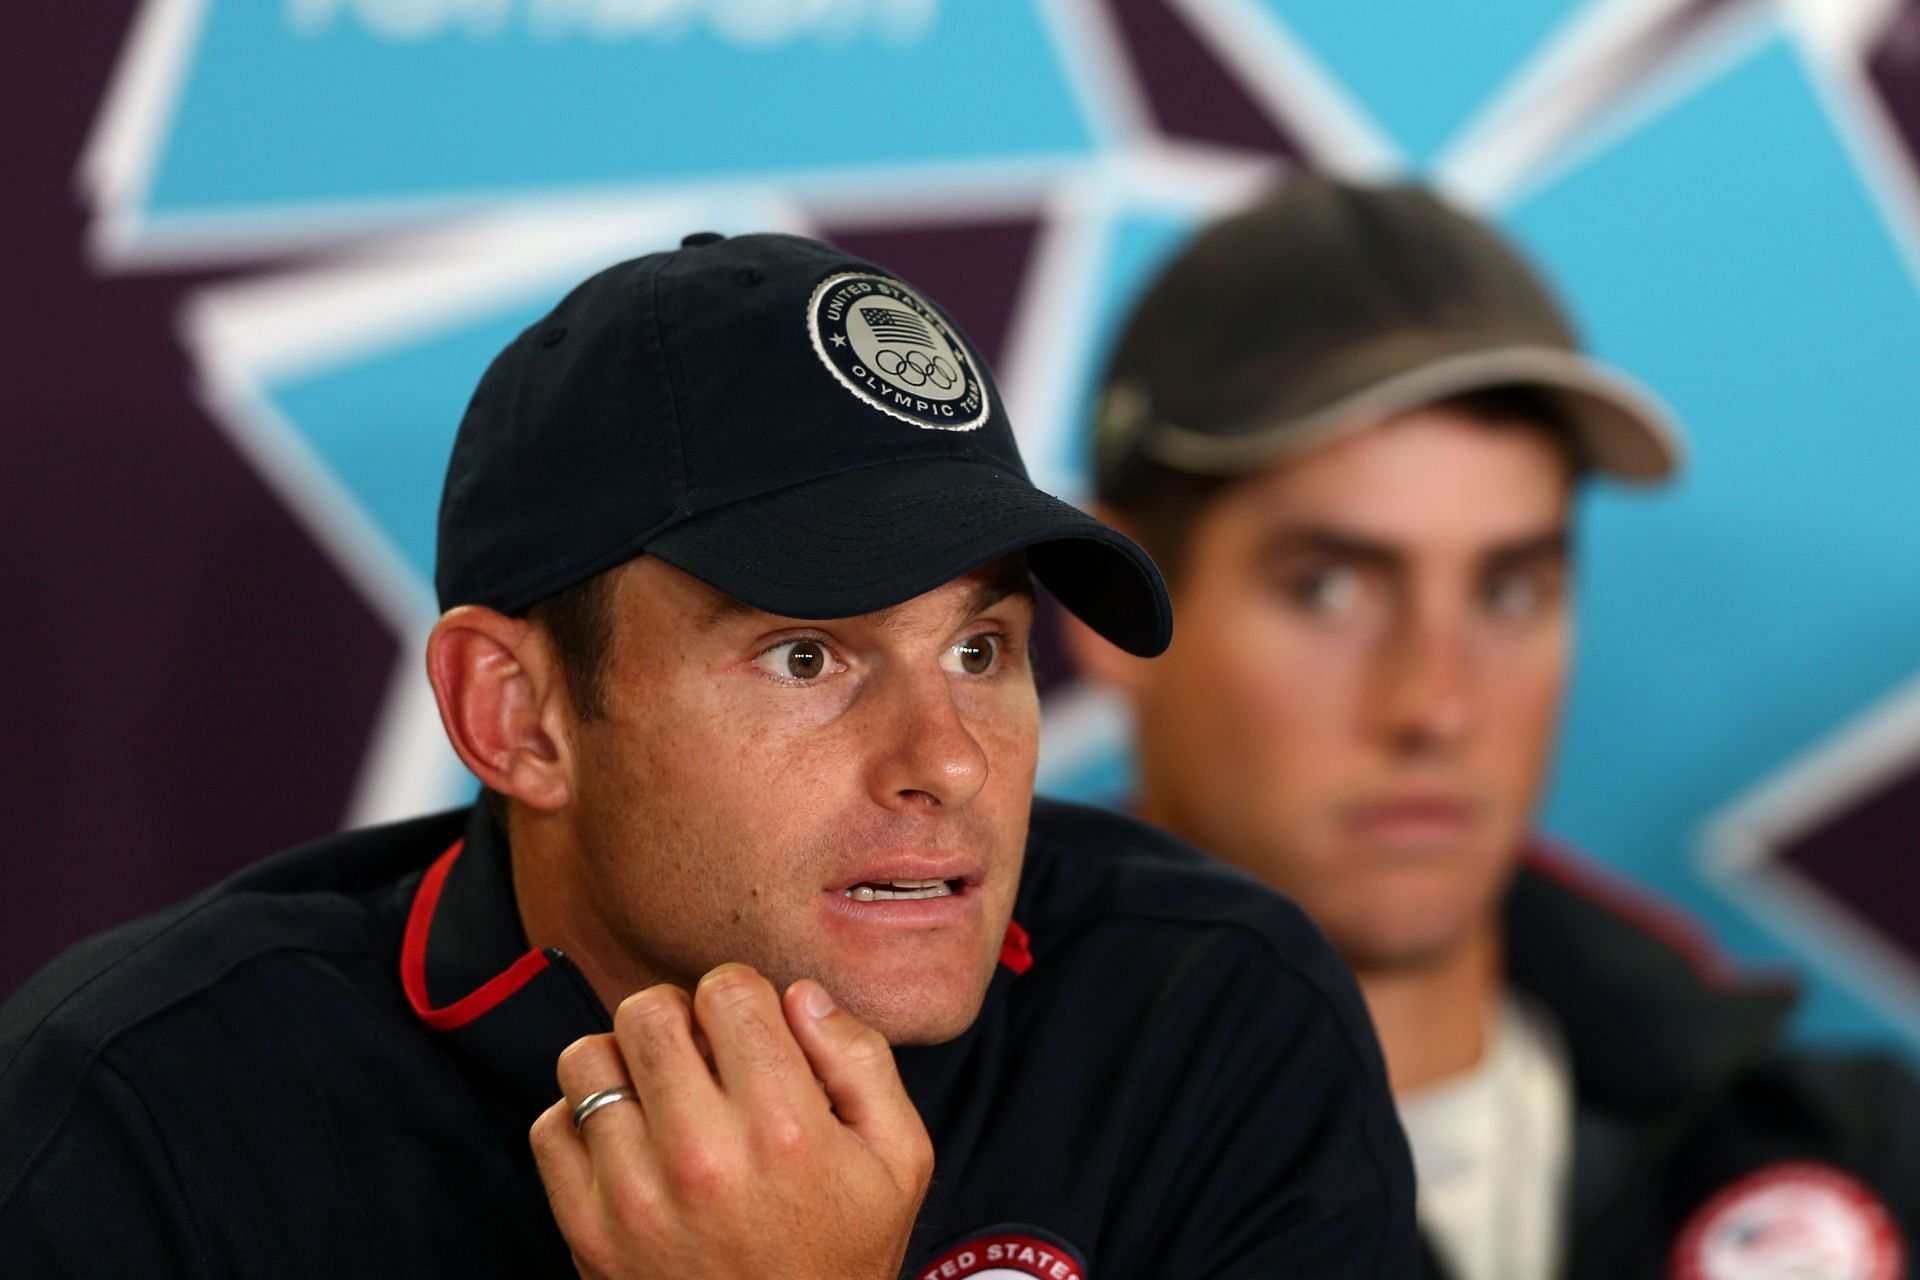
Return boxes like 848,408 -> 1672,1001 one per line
844,879 -> 955,902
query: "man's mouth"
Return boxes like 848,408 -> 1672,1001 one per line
1346,793 -> 1480,846
842,878 -> 962,902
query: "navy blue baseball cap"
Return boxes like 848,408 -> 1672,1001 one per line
436,231 -> 1172,656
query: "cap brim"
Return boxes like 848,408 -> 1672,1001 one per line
644,458 -> 1173,657
1142,345 -> 1685,484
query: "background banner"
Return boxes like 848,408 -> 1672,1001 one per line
8,0 -> 1920,1062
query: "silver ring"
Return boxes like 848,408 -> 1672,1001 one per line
570,1086 -> 637,1131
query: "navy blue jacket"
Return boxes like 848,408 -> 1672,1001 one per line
1430,847 -> 1920,1278
0,799 -> 1419,1277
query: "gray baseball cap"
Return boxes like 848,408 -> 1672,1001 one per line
1092,173 -> 1683,495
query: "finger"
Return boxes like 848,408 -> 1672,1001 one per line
529,1098 -> 602,1257
611,983 -> 721,1142
554,1033 -> 647,1167
555,1031 -> 632,1108
693,963 -> 816,1107
783,979 -> 933,1186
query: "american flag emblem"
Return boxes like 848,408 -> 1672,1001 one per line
809,272 -> 989,431
860,305 -> 936,348
1670,1162 -> 1904,1280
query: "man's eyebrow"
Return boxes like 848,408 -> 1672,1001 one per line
869,561 -> 1036,631
1258,526 -> 1572,570
1484,531 -> 1572,567
955,570 -> 1037,623
697,591 -> 759,632
696,563 -> 1035,634
1258,526 -> 1406,571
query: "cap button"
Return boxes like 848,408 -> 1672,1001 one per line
680,231 -> 726,248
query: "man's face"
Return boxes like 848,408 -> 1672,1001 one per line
1129,406 -> 1573,972
564,557 -> 1039,1045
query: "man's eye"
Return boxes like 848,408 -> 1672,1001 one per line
1484,571 -> 1550,620
1289,565 -> 1362,618
755,638 -> 839,681
944,634 -> 999,676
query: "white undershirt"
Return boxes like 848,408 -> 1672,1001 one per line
1395,991 -> 1575,1280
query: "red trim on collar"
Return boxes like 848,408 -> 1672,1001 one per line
998,920 -> 1033,975
400,839 -> 1029,1015
1523,837 -> 1737,989
401,840 -> 551,1031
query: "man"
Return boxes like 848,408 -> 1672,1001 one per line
1067,175 -> 1920,1279
0,231 -> 1418,1277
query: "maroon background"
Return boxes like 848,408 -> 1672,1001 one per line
10,1 -> 1918,1022
2,9 -> 393,995
0,19 -> 1116,996
0,0 -> 1300,1000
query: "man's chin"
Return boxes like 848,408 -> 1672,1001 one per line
1299,849 -> 1513,971
830,970 -> 993,1047
1338,930 -> 1472,975
1327,898 -> 1496,974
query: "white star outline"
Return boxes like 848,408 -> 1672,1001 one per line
79,0 -> 1920,1051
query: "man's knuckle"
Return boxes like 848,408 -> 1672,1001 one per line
664,1139 -> 729,1200
556,1038 -> 592,1076
698,963 -> 771,1008
528,1105 -> 566,1152
614,986 -> 659,1020
756,1111 -> 810,1159
616,988 -> 685,1043
557,1034 -> 616,1084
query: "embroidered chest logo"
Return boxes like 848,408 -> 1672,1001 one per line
1669,1161 -> 1905,1280
808,271 -> 989,431
916,1229 -> 1088,1280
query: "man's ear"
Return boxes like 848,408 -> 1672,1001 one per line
1061,502 -> 1160,700
426,606 -> 576,811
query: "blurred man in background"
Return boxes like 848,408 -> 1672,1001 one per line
1067,174 -> 1920,1279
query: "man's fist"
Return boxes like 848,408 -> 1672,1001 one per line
529,964 -> 935,1280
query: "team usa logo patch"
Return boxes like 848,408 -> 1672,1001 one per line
808,271 -> 989,431
916,1227 -> 1089,1280
1670,1161 -> 1906,1280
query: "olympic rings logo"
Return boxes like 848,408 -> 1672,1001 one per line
875,348 -> 959,390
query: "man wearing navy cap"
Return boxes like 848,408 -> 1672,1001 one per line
0,231 -> 1417,1277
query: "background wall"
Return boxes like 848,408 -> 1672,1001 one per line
7,0 -> 1919,1065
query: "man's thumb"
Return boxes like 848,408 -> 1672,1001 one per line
783,980 -> 932,1183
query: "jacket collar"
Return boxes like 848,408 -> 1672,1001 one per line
398,804 -> 1035,1111
399,805 -> 610,1109
1508,839 -> 1798,1111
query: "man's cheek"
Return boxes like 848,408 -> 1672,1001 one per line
970,709 -> 1039,783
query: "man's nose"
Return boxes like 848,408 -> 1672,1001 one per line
1373,608 -> 1476,755
865,666 -> 990,813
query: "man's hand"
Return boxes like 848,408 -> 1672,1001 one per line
529,963 -> 935,1280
